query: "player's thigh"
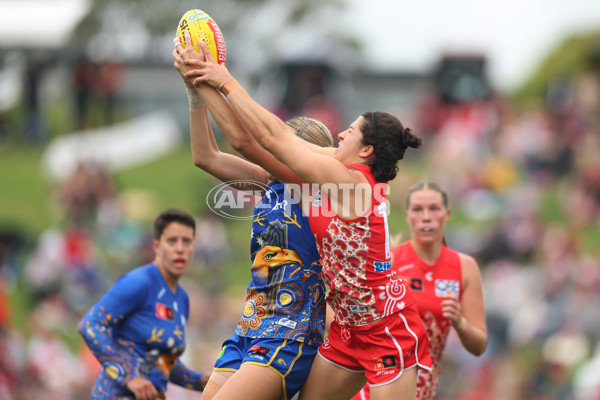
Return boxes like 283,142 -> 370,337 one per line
201,371 -> 234,400
212,364 -> 282,400
370,367 -> 417,400
298,355 -> 367,400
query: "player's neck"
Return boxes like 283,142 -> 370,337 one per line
411,239 -> 442,266
155,262 -> 179,292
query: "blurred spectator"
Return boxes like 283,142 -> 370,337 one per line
574,334 -> 600,400
0,277 -> 9,330
27,296 -> 88,399
567,132 -> 600,227
96,58 -> 126,126
58,162 -> 120,230
25,228 -> 65,301
271,62 -> 344,143
72,54 -> 96,131
24,53 -> 48,142
192,212 -> 230,294
0,326 -> 36,399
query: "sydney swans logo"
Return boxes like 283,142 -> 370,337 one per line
206,180 -> 275,220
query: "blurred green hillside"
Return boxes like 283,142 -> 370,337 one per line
0,145 -> 213,235
514,29 -> 600,102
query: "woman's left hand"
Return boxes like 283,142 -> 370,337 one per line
173,30 -> 205,88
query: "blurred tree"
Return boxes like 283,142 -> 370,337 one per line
69,0 -> 361,71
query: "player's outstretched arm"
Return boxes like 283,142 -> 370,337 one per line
184,43 -> 352,190
174,31 -> 313,185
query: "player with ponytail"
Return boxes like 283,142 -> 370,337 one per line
353,182 -> 488,399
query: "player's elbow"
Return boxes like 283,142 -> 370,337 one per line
243,121 -> 276,152
253,125 -> 280,152
192,157 -> 207,170
256,133 -> 274,153
468,336 -> 488,356
230,135 -> 253,154
192,153 -> 215,170
471,345 -> 486,357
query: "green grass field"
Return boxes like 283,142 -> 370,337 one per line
0,147 -> 55,238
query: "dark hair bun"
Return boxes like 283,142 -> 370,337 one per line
403,128 -> 423,149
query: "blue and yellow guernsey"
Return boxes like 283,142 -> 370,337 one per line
235,181 -> 326,346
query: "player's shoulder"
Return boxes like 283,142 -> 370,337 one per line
456,252 -> 481,279
392,241 -> 412,257
116,263 -> 155,287
457,252 -> 477,266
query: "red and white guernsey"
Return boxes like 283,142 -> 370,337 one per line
309,164 -> 416,326
392,241 -> 462,400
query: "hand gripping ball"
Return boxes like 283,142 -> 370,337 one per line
177,9 -> 226,65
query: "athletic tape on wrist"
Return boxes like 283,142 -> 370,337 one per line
219,79 -> 240,97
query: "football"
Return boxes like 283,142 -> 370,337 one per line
176,9 -> 226,65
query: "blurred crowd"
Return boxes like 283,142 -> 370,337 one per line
405,66 -> 600,399
1,54 -> 600,400
4,51 -> 127,145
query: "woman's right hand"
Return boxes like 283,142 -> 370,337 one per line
126,376 -> 159,400
183,41 -> 234,91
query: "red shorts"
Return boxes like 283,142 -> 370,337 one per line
318,305 -> 432,387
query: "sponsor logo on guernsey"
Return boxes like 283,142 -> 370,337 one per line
349,304 -> 367,313
410,278 -> 423,291
156,303 -> 174,320
435,279 -> 460,297
425,272 -> 433,281
277,318 -> 297,329
374,260 -> 391,272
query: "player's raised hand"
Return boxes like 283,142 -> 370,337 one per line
183,41 -> 234,91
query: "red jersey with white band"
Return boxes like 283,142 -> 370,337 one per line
309,164 -> 416,326
392,241 -> 462,400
